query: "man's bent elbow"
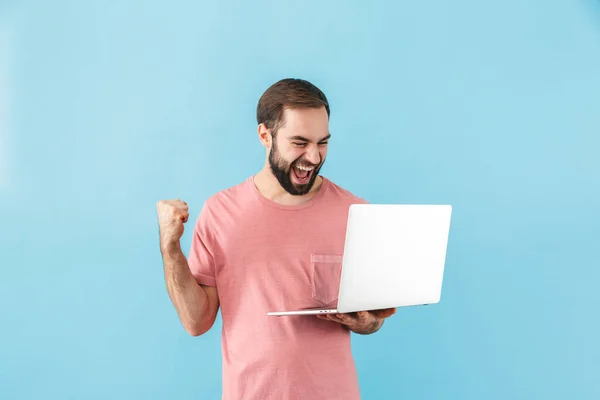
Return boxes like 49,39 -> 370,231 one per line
182,315 -> 216,337
185,325 -> 205,337
183,321 -> 209,336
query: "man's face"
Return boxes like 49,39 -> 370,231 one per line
268,107 -> 330,196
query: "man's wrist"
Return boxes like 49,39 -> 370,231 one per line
160,240 -> 182,258
351,318 -> 384,335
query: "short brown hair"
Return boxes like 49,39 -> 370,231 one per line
256,78 -> 330,135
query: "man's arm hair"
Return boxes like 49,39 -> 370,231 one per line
162,241 -> 219,336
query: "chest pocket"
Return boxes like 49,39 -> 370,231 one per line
310,254 -> 343,307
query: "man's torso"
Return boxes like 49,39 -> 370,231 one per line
189,176 -> 367,400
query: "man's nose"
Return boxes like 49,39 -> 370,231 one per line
305,145 -> 321,165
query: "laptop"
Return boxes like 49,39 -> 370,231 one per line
267,204 -> 453,316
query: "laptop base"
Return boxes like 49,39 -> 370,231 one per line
267,308 -> 338,316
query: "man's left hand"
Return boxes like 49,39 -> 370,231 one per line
317,308 -> 396,335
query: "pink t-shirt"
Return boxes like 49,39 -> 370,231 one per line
187,175 -> 368,400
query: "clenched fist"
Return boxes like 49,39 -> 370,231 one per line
157,199 -> 190,248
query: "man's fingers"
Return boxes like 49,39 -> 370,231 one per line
317,314 -> 346,324
332,313 -> 359,325
356,311 -> 369,320
177,209 -> 189,223
382,307 -> 397,317
333,317 -> 348,325
371,308 -> 396,319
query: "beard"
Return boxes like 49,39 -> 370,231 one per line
268,138 -> 324,196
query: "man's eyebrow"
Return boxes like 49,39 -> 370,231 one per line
288,134 -> 331,142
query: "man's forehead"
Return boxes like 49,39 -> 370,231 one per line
282,107 -> 328,124
279,108 -> 329,140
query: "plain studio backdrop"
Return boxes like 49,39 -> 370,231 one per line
1,1 -> 599,399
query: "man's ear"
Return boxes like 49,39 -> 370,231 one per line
257,123 -> 271,148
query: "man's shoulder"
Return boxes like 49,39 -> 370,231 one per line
198,176 -> 258,216
193,177 -> 253,230
202,176 -> 253,207
324,177 -> 369,205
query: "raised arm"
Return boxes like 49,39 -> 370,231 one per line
157,199 -> 219,336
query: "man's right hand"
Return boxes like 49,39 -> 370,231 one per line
157,199 -> 190,248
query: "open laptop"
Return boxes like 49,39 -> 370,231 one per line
267,204 -> 452,316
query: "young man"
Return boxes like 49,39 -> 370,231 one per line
156,78 -> 396,399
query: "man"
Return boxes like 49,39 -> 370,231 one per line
156,78 -> 396,399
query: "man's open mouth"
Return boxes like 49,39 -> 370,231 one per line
291,164 -> 314,184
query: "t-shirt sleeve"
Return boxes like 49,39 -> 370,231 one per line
187,201 -> 218,287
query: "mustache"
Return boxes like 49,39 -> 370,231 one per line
292,159 -> 320,168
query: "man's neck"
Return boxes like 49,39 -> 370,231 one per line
253,167 -> 323,206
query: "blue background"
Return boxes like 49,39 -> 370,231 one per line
1,0 -> 599,399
